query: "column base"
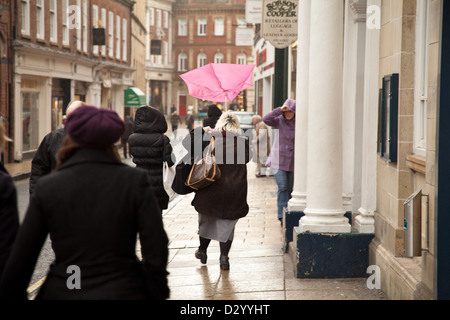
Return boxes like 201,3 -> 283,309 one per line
282,208 -> 304,252
293,227 -> 374,278
283,208 -> 353,252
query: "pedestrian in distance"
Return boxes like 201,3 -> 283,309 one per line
185,111 -> 252,271
186,111 -> 195,132
170,110 -> 182,139
0,122 -> 19,280
263,99 -> 296,224
251,115 -> 271,177
202,104 -> 222,129
29,100 -> 86,196
121,115 -> 134,159
0,105 -> 170,300
128,105 -> 175,211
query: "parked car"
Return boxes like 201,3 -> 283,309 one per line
232,111 -> 255,137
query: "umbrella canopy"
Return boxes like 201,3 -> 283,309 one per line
180,63 -> 255,104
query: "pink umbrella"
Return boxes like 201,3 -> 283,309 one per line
180,63 -> 255,109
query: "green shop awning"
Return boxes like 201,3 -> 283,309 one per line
124,87 -> 146,106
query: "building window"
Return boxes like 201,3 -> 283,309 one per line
414,0 -> 430,156
77,0 -> 81,51
22,92 -> 40,152
21,0 -> 30,35
163,41 -> 168,65
36,0 -> 44,40
108,11 -> 114,57
237,18 -> 246,28
116,15 -> 121,60
198,18 -> 207,36
92,5 -> 99,55
163,11 -> 169,29
178,19 -> 187,36
214,18 -> 224,36
237,53 -> 247,64
178,52 -> 187,71
198,52 -> 207,67
214,52 -> 224,63
156,10 -> 162,28
122,18 -> 128,62
62,0 -> 69,45
83,0 -> 88,53
50,0 -> 58,43
149,8 -> 154,26
101,9 -> 107,56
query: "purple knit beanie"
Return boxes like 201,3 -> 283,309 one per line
66,105 -> 125,148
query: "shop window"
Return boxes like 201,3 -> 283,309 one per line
22,92 -> 39,152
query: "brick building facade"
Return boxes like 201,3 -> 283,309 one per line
11,0 -> 134,163
0,0 -> 14,162
172,0 -> 254,115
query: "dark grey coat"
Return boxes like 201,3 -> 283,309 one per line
0,149 -> 169,300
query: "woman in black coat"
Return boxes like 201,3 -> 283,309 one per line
0,123 -> 19,280
185,111 -> 252,270
128,106 -> 175,211
0,106 -> 170,300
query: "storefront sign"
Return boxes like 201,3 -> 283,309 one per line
236,27 -> 255,46
261,0 -> 298,49
246,0 -> 263,24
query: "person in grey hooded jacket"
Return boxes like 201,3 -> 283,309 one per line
129,106 -> 175,211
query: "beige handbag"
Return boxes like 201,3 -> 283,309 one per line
185,137 -> 221,190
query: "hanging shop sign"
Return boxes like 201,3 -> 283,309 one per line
261,0 -> 298,49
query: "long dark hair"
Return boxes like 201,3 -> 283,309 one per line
55,135 -> 120,170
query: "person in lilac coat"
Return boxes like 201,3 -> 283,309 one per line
263,99 -> 296,223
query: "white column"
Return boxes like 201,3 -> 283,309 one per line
356,0 -> 380,234
299,0 -> 351,234
288,0 -> 310,212
342,0 -> 367,213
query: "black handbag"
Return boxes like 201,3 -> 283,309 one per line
171,154 -> 194,195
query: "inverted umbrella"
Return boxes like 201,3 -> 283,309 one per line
180,63 -> 255,109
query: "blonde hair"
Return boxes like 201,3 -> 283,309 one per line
214,111 -> 241,135
0,121 -> 12,150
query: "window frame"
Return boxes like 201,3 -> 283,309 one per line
49,0 -> 58,43
178,18 -> 187,36
178,52 -> 187,71
36,0 -> 45,40
214,52 -> 224,63
197,52 -> 207,68
198,18 -> 207,36
21,0 -> 30,36
413,0 -> 430,157
214,18 -> 224,36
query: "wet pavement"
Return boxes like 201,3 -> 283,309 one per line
142,162 -> 387,301
5,142 -> 387,301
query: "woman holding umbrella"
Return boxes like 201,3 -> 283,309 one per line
183,111 -> 252,270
